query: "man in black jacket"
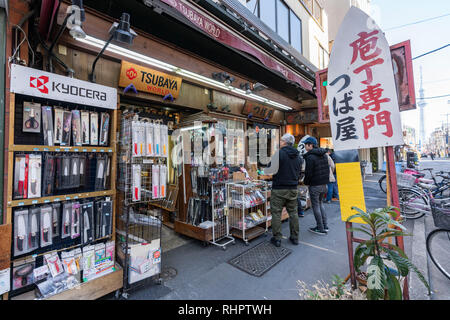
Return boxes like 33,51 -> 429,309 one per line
303,137 -> 330,235
264,133 -> 303,246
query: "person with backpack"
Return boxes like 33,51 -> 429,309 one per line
325,148 -> 339,203
303,137 -> 330,235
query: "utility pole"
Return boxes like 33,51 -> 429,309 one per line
443,109 -> 449,157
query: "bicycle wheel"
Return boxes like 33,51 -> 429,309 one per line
426,229 -> 450,280
379,175 -> 387,193
398,188 -> 428,219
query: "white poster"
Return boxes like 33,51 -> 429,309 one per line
327,7 -> 403,151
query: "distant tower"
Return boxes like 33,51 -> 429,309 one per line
418,67 -> 427,151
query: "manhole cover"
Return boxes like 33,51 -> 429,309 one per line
160,266 -> 177,280
228,241 -> 291,277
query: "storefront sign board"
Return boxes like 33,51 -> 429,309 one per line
119,60 -> 182,99
10,64 -> 117,109
327,7 -> 403,151
241,101 -> 275,120
285,109 -> 318,124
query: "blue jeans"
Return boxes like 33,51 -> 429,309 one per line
326,181 -> 339,201
297,197 -> 304,215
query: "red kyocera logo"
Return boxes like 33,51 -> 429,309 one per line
126,68 -> 137,80
30,76 -> 49,94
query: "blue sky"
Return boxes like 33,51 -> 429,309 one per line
371,0 -> 450,141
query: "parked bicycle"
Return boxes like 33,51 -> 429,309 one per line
397,170 -> 450,220
397,189 -> 450,280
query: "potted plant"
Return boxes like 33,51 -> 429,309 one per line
346,206 -> 430,300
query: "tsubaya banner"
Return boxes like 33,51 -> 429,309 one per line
327,7 -> 403,151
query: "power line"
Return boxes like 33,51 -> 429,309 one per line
418,94 -> 450,100
412,44 -> 450,60
385,13 -> 450,31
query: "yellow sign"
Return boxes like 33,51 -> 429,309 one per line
336,162 -> 367,224
119,60 -> 182,98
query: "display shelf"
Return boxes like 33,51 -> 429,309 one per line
10,145 -> 115,153
231,226 -> 265,241
230,217 -> 267,231
8,189 -> 115,208
174,220 -> 213,242
11,263 -> 123,300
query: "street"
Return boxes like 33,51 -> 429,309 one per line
104,160 -> 449,301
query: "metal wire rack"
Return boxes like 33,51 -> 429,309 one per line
226,180 -> 269,245
209,181 -> 235,250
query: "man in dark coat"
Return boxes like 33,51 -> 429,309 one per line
264,133 -> 303,247
303,137 -> 330,235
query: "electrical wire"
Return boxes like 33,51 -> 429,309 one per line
10,24 -> 35,67
413,44 -> 450,60
384,13 -> 450,31
418,94 -> 450,100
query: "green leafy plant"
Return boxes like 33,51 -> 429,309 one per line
331,274 -> 346,299
347,206 -> 430,300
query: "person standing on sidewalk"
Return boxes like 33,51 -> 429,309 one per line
303,137 -> 330,235
264,133 -> 303,247
325,148 -> 339,203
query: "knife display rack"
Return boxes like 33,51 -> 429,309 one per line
4,92 -> 121,300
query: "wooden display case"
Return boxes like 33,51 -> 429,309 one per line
3,92 -> 122,300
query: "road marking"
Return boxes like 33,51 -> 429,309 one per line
298,241 -> 344,255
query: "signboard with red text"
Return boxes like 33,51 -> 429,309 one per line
327,7 -> 403,151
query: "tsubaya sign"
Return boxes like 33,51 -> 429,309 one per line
119,60 -> 182,99
10,64 -> 117,109
327,7 -> 403,151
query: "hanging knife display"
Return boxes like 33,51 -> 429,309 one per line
22,102 -> 41,133
71,202 -> 81,239
40,206 -> 53,247
81,202 -> 94,244
27,154 -> 42,198
42,153 -> 55,196
41,106 -> 54,146
14,209 -> 29,256
13,154 -> 28,199
132,164 -> 141,202
81,111 -> 90,145
61,202 -> 72,239
28,207 -> 40,251
99,112 -> 110,146
51,203 -> 61,239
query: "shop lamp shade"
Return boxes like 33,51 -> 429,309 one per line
109,13 -> 137,45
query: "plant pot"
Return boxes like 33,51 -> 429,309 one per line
356,271 -> 368,286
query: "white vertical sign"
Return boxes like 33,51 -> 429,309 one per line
327,7 -> 403,151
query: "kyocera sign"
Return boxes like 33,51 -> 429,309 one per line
10,64 -> 117,109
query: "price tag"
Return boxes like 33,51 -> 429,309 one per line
18,202 -> 24,206
33,148 -> 39,151
44,200 -> 50,203
65,197 -> 71,200
32,200 -> 38,204
43,148 -> 49,152
54,198 -> 60,202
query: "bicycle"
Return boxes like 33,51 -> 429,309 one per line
397,190 -> 450,280
378,165 -> 426,194
426,198 -> 450,281
398,172 -> 450,220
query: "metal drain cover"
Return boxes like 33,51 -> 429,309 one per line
228,241 -> 291,277
160,266 -> 178,280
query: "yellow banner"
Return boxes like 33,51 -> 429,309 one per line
119,60 -> 182,98
336,162 -> 367,224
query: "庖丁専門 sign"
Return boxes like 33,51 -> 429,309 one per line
119,60 -> 182,99
327,7 -> 403,151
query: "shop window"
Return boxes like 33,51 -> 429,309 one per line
318,43 -> 328,69
301,0 -> 323,27
246,0 -> 259,15
259,0 -> 276,31
289,11 -> 302,53
277,0 -> 290,42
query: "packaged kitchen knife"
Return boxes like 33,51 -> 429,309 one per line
132,164 -> 141,202
99,112 -> 110,146
14,208 -> 29,256
51,203 -> 61,239
53,108 -> 64,144
61,202 -> 72,239
81,202 -> 94,244
161,124 -> 168,158
28,207 -> 40,252
160,165 -> 167,198
71,202 -> 81,239
94,201 -> 102,239
40,205 -> 53,248
41,106 -> 54,146
70,155 -> 80,188
90,111 -> 99,145
27,154 -> 42,199
154,123 -> 161,156
42,153 -> 56,196
152,165 -> 160,199
13,154 -> 28,199
81,111 -> 90,145
71,110 -> 82,146
94,155 -> 106,191
99,200 -> 112,238
61,110 -> 72,146
132,120 -> 140,157
145,122 -> 154,156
